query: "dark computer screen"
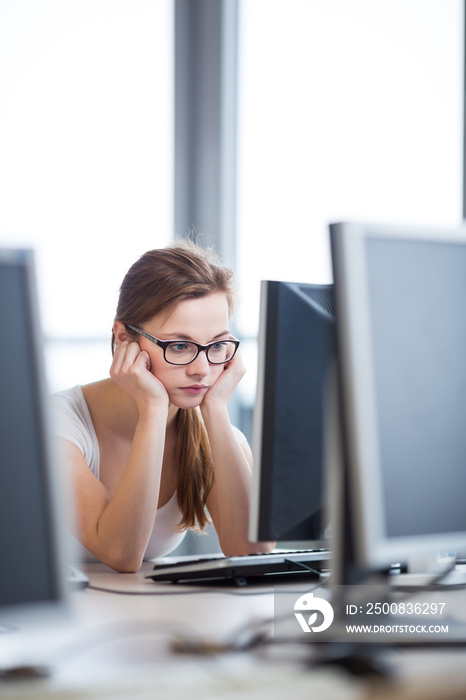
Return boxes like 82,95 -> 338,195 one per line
249,280 -> 335,545
0,249 -> 67,625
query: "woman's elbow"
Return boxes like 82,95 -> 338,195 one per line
97,546 -> 145,573
112,558 -> 143,574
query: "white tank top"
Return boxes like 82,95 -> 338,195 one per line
51,385 -> 246,561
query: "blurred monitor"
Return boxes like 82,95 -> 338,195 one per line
0,248 -> 69,629
249,279 -> 335,547
329,222 -> 466,578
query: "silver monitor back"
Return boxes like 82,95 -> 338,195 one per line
329,222 -> 466,577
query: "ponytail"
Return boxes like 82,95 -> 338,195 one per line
175,408 -> 214,531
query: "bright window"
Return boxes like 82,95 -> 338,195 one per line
237,0 -> 463,407
0,1 -> 174,391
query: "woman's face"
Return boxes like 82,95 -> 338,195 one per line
136,293 -> 232,409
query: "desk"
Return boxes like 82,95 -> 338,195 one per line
1,562 -> 466,699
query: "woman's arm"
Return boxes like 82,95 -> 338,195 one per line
201,352 -> 275,556
62,341 -> 169,572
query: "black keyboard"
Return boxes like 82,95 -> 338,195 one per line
145,549 -> 331,586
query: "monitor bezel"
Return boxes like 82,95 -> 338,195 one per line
330,221 -> 466,570
0,248 -> 70,628
248,279 -> 269,542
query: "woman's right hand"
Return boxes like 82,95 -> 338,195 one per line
110,341 -> 169,412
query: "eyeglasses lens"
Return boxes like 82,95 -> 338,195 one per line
165,341 -> 236,365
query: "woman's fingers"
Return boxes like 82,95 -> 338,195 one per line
110,342 -> 168,406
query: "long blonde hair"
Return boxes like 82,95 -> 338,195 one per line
113,239 -> 237,531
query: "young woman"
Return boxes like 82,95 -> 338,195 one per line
52,240 -> 273,572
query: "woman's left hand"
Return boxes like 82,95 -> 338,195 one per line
201,349 -> 246,409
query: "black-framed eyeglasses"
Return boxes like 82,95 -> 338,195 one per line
126,324 -> 240,366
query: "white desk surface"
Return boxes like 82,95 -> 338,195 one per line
1,561 -> 466,700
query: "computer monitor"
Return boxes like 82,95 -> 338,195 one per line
329,221 -> 466,579
249,279 -> 335,546
0,248 -> 69,629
